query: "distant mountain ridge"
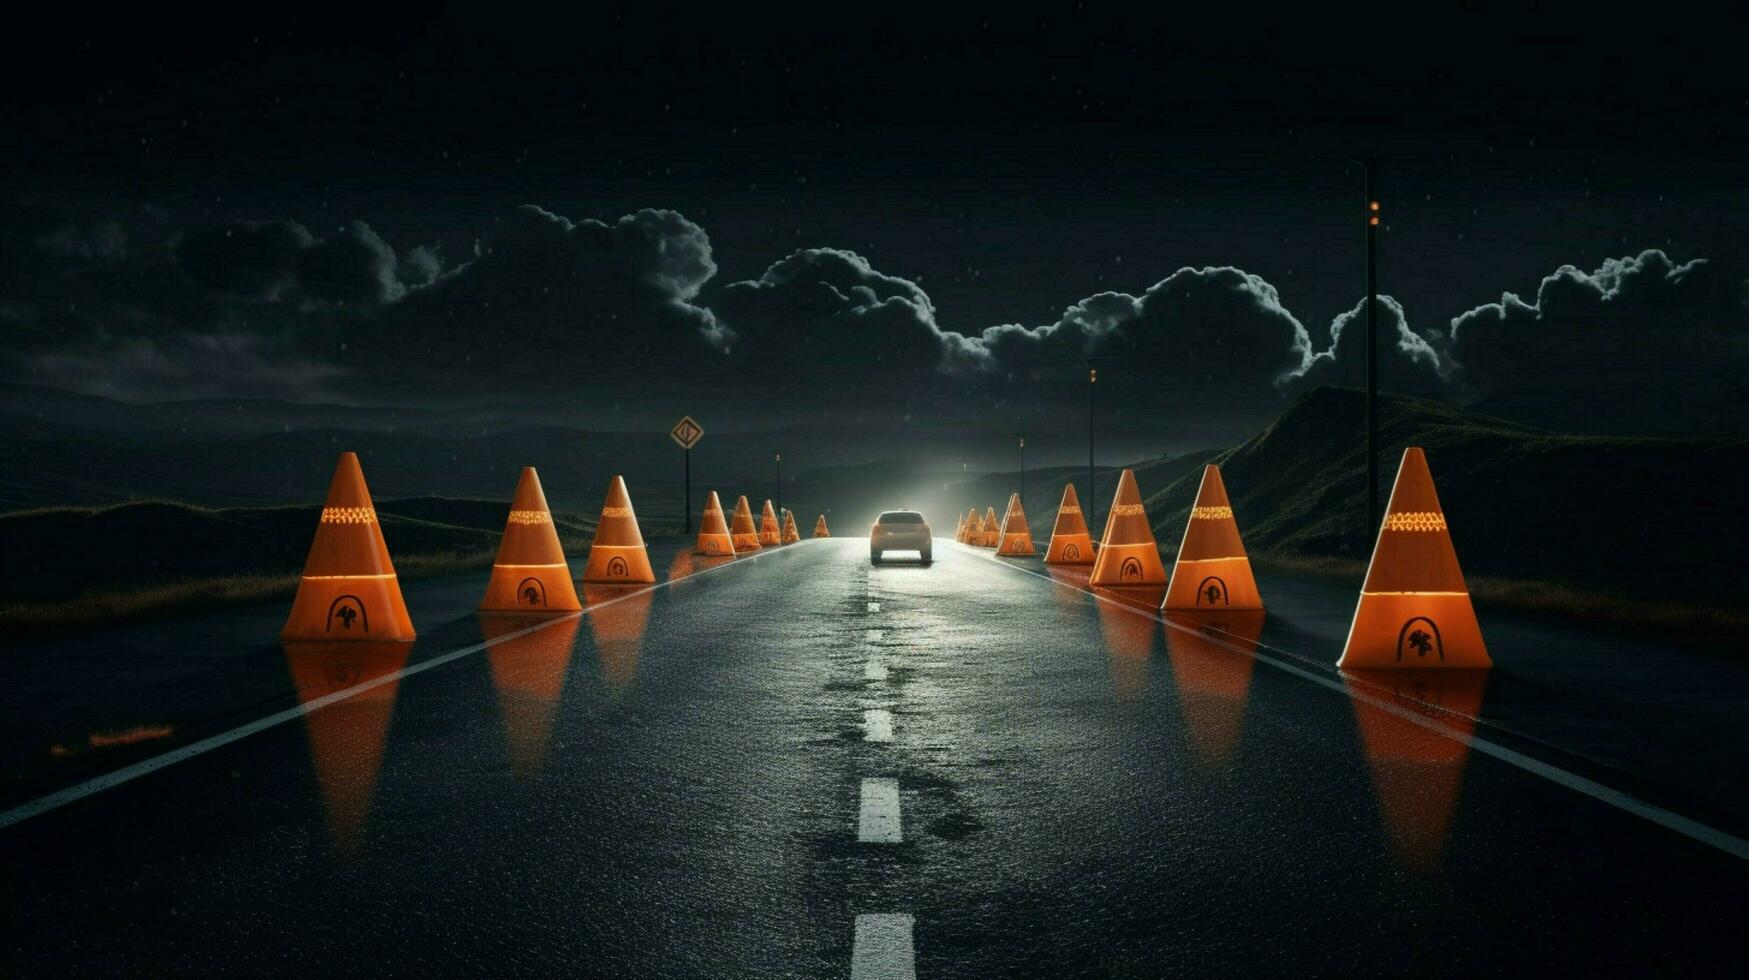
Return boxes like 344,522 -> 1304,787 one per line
1143,387 -> 1749,607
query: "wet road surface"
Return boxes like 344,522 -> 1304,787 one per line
3,537 -> 1746,976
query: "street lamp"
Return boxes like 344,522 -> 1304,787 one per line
775,452 -> 782,521
1018,435 -> 1026,514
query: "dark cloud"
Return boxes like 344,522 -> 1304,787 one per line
1291,295 -> 1453,396
714,248 -> 985,374
1449,250 -> 1735,393
965,267 -> 1316,434
336,206 -> 729,400
173,219 -> 426,308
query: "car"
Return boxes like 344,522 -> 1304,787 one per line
870,510 -> 931,564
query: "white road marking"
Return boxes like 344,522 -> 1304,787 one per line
858,778 -> 902,843
850,913 -> 916,980
864,709 -> 894,743
863,660 -> 889,682
867,601 -> 881,612
0,541 -> 825,832
866,628 -> 885,642
950,542 -> 1749,862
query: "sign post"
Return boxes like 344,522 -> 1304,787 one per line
669,415 -> 704,534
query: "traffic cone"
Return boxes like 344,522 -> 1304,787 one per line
730,495 -> 762,552
480,467 -> 582,613
978,506 -> 1000,547
582,475 -> 655,583
1044,483 -> 1095,565
1089,469 -> 1167,586
695,490 -> 736,557
781,509 -> 801,544
1163,465 -> 1262,611
282,452 -> 416,641
813,514 -> 830,538
995,492 -> 1036,556
1338,448 -> 1490,669
759,499 -> 782,546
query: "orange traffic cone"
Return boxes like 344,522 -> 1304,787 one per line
582,475 -> 655,583
480,467 -> 582,613
959,508 -> 977,545
977,506 -> 1000,547
759,499 -> 782,546
813,514 -> 830,538
282,452 -> 416,641
995,492 -> 1036,556
695,490 -> 736,557
781,509 -> 801,544
1338,448 -> 1490,669
1089,469 -> 1167,587
1163,465 -> 1262,611
730,495 -> 762,552
1044,484 -> 1095,565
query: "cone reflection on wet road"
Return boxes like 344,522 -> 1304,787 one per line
1093,585 -> 1165,701
283,639 -> 412,850
1344,668 -> 1490,872
1163,611 -> 1263,766
482,615 -> 581,776
584,583 -> 653,688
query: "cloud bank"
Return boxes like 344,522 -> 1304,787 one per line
3,199 -> 1741,435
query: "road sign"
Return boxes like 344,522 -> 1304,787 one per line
670,416 -> 704,450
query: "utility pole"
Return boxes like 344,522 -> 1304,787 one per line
1088,364 -> 1098,532
1365,160 -> 1380,542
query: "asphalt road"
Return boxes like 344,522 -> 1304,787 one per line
3,537 -> 1746,976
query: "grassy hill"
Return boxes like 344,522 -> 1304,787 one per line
0,497 -> 597,634
1143,387 -> 1749,618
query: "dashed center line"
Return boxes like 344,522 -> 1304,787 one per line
863,660 -> 889,682
863,708 -> 894,743
850,913 -> 916,979
857,778 -> 902,843
866,628 -> 885,642
867,601 -> 881,612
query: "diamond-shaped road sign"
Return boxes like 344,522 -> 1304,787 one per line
670,415 -> 704,450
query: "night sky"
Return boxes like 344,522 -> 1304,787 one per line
4,4 -> 1745,443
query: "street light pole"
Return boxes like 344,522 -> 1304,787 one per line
775,452 -> 782,523
1088,366 -> 1097,532
1365,161 -> 1380,542
1019,435 -> 1025,513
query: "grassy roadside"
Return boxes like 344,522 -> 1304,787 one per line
0,536 -> 594,639
1251,553 -> 1749,642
